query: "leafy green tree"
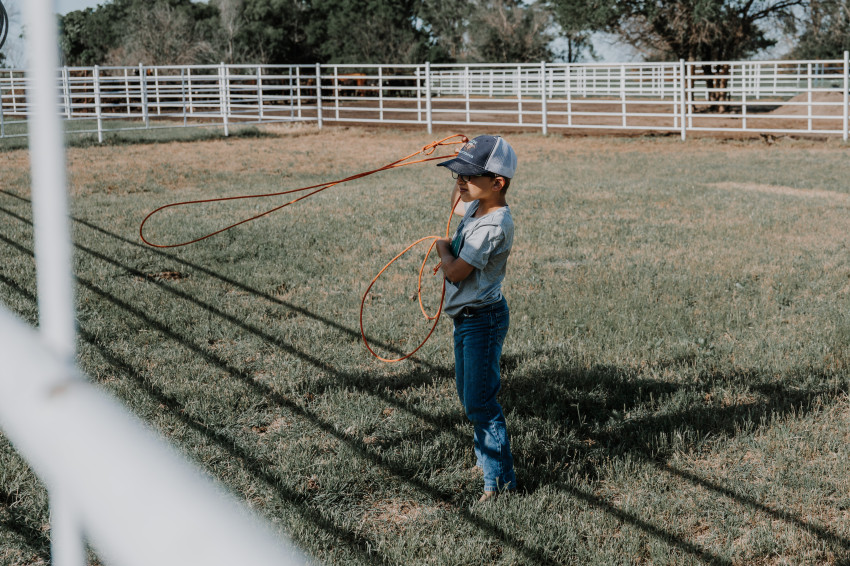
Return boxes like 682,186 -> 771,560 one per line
792,0 -> 850,58
60,4 -> 127,65
60,0 -> 220,66
114,2 -> 218,65
418,0 -> 475,62
467,0 -> 554,63
556,0 -> 804,62
546,0 -> 611,62
234,0 -> 316,63
307,0 -> 430,64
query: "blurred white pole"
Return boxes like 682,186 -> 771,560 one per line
23,2 -> 83,564
0,310 -> 308,566
23,0 -> 76,364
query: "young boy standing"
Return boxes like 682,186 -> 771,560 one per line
435,135 -> 517,502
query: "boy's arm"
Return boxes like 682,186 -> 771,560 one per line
436,238 -> 474,283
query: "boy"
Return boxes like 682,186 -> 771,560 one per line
435,135 -> 517,503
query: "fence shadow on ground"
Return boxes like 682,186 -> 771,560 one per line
1,188 -> 848,564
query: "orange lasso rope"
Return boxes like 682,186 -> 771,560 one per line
138,133 -> 469,248
139,134 -> 469,363
359,193 -> 462,363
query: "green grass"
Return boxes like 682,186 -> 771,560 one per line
0,118 -> 277,151
1,127 -> 850,565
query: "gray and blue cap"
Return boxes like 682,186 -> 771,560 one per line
437,135 -> 517,179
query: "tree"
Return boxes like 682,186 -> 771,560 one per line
546,0 -> 611,62
548,0 -> 804,110
212,0 -> 245,63
792,0 -> 850,58
307,0 -> 430,64
548,0 -> 804,61
418,0 -> 475,62
234,0 -> 316,64
111,2 -> 216,65
467,0 -> 555,63
60,0 -> 220,66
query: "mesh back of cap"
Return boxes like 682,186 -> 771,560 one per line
484,137 -> 517,178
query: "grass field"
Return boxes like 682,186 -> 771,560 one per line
1,125 -> 850,565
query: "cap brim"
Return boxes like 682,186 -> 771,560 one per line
437,157 -> 489,176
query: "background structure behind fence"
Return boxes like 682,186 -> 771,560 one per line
1,56 -> 849,141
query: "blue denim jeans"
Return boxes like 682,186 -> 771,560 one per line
453,297 -> 515,492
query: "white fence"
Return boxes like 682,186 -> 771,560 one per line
1,56 -> 849,141
0,2 -> 308,566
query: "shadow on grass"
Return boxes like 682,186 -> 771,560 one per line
499,353 -> 850,556
2,187 -> 848,563
0,195 -> 561,565
0,488 -> 50,563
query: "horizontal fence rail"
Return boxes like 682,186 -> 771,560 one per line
1,56 -> 848,141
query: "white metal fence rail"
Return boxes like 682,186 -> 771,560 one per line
1,55 -> 849,141
0,2 -> 308,566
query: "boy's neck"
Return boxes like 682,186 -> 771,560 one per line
474,194 -> 507,217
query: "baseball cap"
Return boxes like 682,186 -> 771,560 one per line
437,135 -> 517,179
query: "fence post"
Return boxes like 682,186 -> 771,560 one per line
139,64 -> 149,129
295,66 -> 302,120
124,68 -> 131,115
154,67 -> 161,115
51,491 -> 87,566
0,75 -> 4,138
425,62 -> 433,134
464,65 -> 470,123
218,62 -> 229,137
516,65 -> 523,125
93,65 -> 103,143
257,66 -> 264,122
620,64 -> 627,128
540,61 -> 548,135
10,70 -> 17,113
679,59 -> 687,140
333,65 -> 339,120
807,62 -> 813,133
22,3 -> 83,563
315,63 -> 323,129
566,63 -> 572,126
842,51 -> 850,141
181,68 -> 187,126
378,66 -> 384,122
187,67 -> 194,115
62,66 -> 71,118
416,67 -> 422,122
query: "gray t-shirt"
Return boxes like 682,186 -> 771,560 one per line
443,202 -> 514,318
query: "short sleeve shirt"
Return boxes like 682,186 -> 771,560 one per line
443,202 -> 514,318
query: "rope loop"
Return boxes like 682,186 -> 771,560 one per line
139,134 -> 468,249
139,134 -> 469,363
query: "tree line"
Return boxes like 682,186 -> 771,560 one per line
2,0 -> 850,68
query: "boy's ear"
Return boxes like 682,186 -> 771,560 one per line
492,176 -> 506,191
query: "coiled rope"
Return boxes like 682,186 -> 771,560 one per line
139,134 -> 469,362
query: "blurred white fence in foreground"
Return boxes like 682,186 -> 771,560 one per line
0,2 -> 309,566
1,55 -> 848,140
